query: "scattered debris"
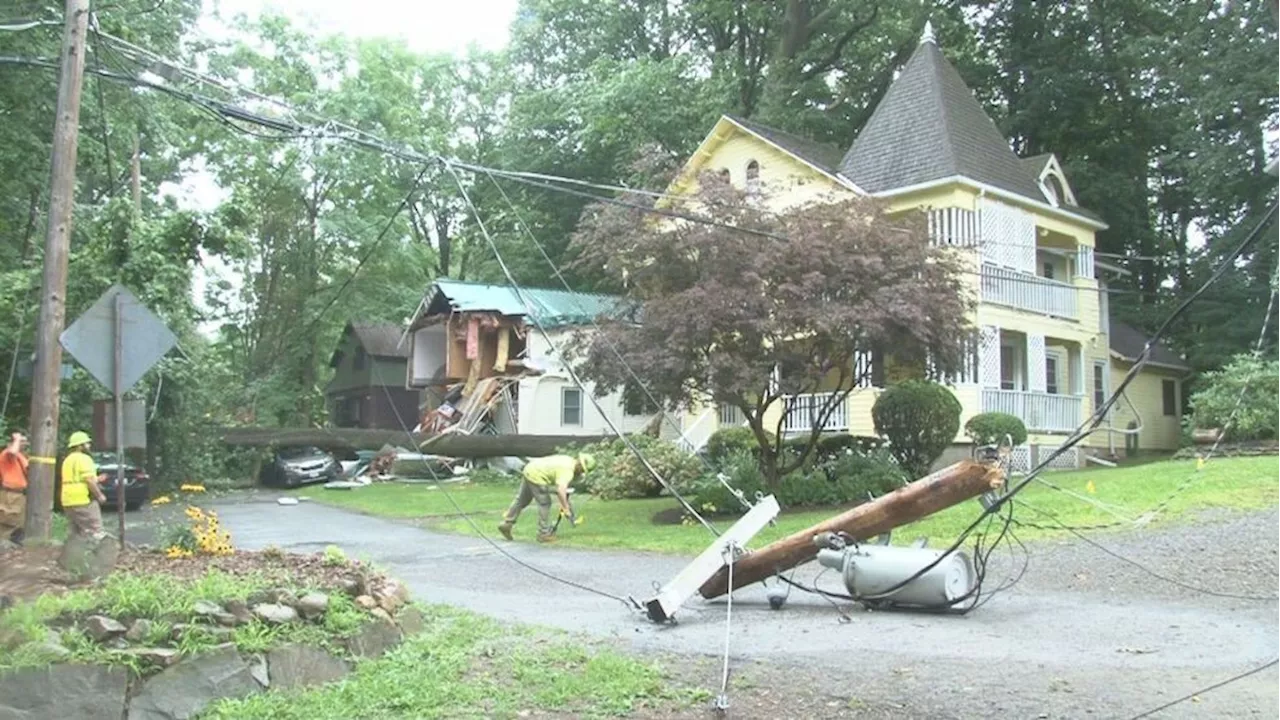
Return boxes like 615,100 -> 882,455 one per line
276,497 -> 300,506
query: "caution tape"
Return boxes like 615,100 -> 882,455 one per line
29,455 -> 56,465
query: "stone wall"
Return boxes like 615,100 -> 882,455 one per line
0,606 -> 424,720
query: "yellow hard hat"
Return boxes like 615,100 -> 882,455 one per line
67,431 -> 91,448
577,453 -> 596,473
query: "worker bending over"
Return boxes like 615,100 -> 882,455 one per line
498,453 -> 595,543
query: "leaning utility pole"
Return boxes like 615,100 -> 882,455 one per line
25,0 -> 91,542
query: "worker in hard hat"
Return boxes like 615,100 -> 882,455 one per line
498,453 -> 595,543
61,431 -> 108,540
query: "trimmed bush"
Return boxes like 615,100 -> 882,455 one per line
568,434 -> 704,500
704,426 -> 759,463
964,412 -> 1028,447
871,380 -> 962,479
1188,354 -> 1279,441
688,446 -> 906,514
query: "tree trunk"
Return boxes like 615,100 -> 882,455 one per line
219,427 -> 610,456
698,459 -> 1005,599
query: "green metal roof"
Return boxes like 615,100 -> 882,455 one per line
421,279 -> 632,328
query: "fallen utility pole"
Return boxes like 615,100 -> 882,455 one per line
24,0 -> 91,543
698,459 -> 1005,599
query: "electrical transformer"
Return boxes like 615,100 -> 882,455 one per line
813,532 -> 978,612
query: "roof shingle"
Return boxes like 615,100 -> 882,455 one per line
1109,321 -> 1189,371
349,322 -> 409,358
840,39 -> 1048,201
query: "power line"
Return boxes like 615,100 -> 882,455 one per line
1124,659 -> 1278,720
444,161 -> 721,536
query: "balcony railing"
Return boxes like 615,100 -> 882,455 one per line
781,393 -> 849,435
981,264 -> 1078,320
982,388 -> 1081,433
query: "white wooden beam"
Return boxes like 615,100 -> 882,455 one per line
643,495 -> 780,622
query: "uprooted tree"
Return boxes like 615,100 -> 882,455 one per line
568,170 -> 973,487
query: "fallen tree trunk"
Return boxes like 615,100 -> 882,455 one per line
698,459 -> 1005,599
218,427 -> 610,456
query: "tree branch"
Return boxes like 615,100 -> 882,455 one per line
801,4 -> 881,81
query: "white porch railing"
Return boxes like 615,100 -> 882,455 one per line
982,388 -> 1081,433
980,264 -> 1078,320
781,393 -> 849,435
675,407 -> 717,453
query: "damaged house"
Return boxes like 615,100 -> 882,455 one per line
325,322 -> 423,430
404,279 -> 670,439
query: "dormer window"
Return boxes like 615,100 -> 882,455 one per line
745,160 -> 760,193
1034,155 -> 1076,208
1044,175 -> 1066,206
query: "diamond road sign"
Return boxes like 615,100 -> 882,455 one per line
60,285 -> 177,394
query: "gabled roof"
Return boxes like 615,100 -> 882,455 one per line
1021,154 -> 1054,177
840,35 -> 1047,201
724,115 -> 847,177
1109,321 -> 1190,371
328,321 -> 408,368
413,279 -> 633,329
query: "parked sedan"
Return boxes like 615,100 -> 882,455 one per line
259,446 -> 341,488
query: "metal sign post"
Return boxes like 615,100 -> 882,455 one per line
113,293 -> 125,546
61,285 -> 177,548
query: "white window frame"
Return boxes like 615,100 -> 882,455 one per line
561,387 -> 583,426
1045,348 -> 1066,395
1093,360 -> 1108,414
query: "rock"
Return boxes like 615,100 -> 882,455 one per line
212,611 -> 238,627
106,637 -> 130,650
57,534 -> 118,580
296,592 -> 329,620
223,599 -> 253,625
346,619 -> 403,659
355,595 -> 378,610
127,643 -> 261,720
193,600 -> 224,618
369,607 -> 393,623
27,641 -> 72,661
252,603 -> 298,625
248,654 -> 269,688
0,664 -> 128,719
84,615 -> 127,642
373,579 -> 409,613
396,606 -> 425,637
267,644 -> 350,690
337,576 -> 363,597
170,624 -> 233,643
126,619 -> 153,642
119,647 -> 182,667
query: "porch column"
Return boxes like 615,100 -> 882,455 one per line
1027,333 -> 1047,393
978,325 -> 1002,389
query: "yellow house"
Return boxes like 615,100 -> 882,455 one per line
662,23 -> 1188,469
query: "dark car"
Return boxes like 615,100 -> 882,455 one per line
53,452 -> 150,512
259,446 -> 340,487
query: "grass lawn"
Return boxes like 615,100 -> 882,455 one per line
205,604 -> 682,719
298,456 -> 1280,556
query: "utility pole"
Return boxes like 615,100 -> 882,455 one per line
25,0 -> 91,542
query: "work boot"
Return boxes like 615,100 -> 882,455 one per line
536,534 -> 556,544
497,522 -> 514,541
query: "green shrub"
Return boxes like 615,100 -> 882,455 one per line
568,434 -> 704,500
964,412 -> 1028,447
780,434 -> 885,463
688,446 -> 905,514
871,380 -> 962,479
1188,354 -> 1279,441
704,426 -> 759,463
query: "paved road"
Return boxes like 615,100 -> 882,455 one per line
193,494 -> 1277,718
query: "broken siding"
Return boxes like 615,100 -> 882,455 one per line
516,329 -> 658,437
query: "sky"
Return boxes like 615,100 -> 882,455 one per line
172,0 -> 519,335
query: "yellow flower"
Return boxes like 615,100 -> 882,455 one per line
180,484 -> 207,493
151,495 -> 172,505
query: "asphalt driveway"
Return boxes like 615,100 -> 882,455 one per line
179,493 -> 1277,718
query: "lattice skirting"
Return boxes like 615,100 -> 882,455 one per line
1006,444 -> 1081,473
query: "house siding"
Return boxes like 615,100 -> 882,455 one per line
1109,361 -> 1184,453
516,329 -> 659,437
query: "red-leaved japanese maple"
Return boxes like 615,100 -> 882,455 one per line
568,172 -> 973,486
